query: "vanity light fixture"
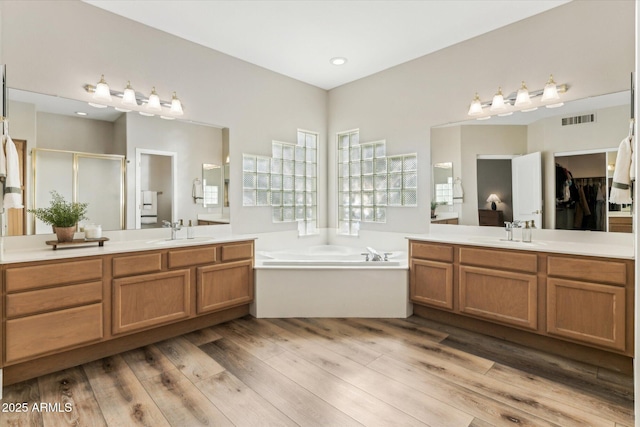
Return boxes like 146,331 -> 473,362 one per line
467,74 -> 568,118
83,77 -> 185,117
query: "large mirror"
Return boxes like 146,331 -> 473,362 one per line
6,88 -> 229,235
431,90 -> 631,232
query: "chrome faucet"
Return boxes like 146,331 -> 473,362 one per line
366,246 -> 383,261
162,220 -> 182,240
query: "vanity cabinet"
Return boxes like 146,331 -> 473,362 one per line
409,241 -> 454,309
4,259 -> 104,364
546,255 -> 629,352
1,239 -> 255,384
609,216 -> 632,233
409,239 -> 634,367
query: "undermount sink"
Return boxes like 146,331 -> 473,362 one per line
146,237 -> 216,245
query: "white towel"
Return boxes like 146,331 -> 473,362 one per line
140,190 -> 157,224
3,135 -> 23,209
609,137 -> 633,204
453,177 -> 464,204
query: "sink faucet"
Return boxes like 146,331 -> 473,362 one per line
366,246 -> 383,261
162,220 -> 182,240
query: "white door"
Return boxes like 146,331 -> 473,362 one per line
512,152 -> 543,227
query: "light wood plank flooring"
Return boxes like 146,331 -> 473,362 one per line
0,316 -> 634,426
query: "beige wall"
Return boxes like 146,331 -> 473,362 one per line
0,0 -> 327,235
328,0 -> 634,233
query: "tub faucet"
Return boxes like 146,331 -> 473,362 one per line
366,247 -> 383,261
162,220 -> 182,240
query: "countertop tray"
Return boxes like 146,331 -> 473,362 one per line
46,237 -> 109,250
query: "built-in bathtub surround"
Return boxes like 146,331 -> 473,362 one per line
252,229 -> 411,318
243,130 -> 318,236
337,130 -> 418,236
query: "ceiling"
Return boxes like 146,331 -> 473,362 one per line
84,0 -> 570,90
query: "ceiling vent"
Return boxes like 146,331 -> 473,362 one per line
561,113 -> 596,126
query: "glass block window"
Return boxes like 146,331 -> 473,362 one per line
435,177 -> 453,204
243,130 -> 318,236
337,130 -> 417,236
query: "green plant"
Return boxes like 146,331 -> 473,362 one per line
27,191 -> 89,227
430,200 -> 440,210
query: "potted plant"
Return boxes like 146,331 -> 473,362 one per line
430,200 -> 439,218
28,191 -> 89,242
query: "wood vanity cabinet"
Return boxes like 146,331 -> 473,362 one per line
1,239 -> 255,384
409,240 -> 634,367
4,259 -> 105,364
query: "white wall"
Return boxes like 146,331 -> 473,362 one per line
328,0 -> 635,234
0,0 -> 327,235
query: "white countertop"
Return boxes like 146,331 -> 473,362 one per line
608,211 -> 633,217
0,227 -> 256,264
409,225 -> 634,259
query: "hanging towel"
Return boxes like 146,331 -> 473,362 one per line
610,137 -> 633,204
3,135 -> 23,209
192,178 -> 203,203
453,177 -> 464,204
140,190 -> 157,224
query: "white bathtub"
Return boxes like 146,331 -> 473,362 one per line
253,244 -> 411,318
257,245 -> 404,266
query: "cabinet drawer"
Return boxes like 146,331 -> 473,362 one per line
410,241 -> 453,262
197,259 -> 253,314
459,265 -> 537,330
6,281 -> 102,318
547,278 -> 626,351
547,255 -> 627,286
221,242 -> 253,262
460,247 -> 537,273
410,259 -> 453,309
113,270 -> 191,335
113,252 -> 162,277
6,259 -> 103,292
5,303 -> 103,363
168,246 -> 217,268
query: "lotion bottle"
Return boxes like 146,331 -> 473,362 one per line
522,221 -> 532,243
187,220 -> 194,239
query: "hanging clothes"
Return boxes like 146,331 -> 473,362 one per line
610,136 -> 633,204
3,134 -> 23,209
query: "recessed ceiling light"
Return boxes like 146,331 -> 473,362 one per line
75,111 -> 88,116
330,57 -> 347,66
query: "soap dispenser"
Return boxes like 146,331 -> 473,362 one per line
187,220 -> 194,239
522,221 -> 532,243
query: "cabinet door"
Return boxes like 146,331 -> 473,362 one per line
113,270 -> 190,335
197,260 -> 253,314
410,259 -> 453,309
547,278 -> 626,351
459,265 -> 537,330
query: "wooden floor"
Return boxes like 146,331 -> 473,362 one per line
0,315 -> 634,426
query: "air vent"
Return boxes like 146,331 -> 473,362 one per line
561,113 -> 596,126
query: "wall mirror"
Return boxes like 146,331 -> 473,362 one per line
431,90 -> 631,232
432,162 -> 453,205
202,163 -> 222,209
6,88 -> 228,235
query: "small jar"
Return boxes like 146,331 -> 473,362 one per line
85,224 -> 102,239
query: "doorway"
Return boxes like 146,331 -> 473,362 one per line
135,148 -> 177,229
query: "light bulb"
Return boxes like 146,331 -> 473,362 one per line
467,93 -> 483,116
93,75 -> 112,102
122,81 -> 138,107
514,81 -> 531,107
541,74 -> 560,103
170,92 -> 184,115
146,87 -> 162,112
490,87 -> 506,112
